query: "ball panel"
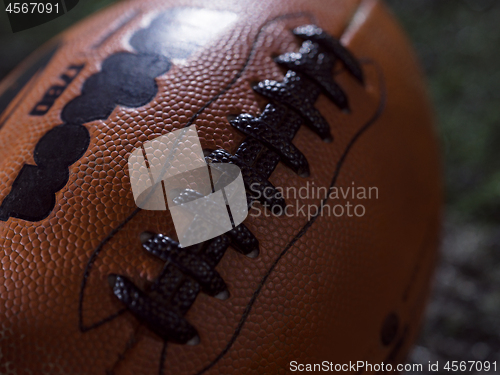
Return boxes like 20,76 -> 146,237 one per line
0,0 -> 440,374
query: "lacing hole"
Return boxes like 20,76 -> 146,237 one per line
380,313 -> 399,346
203,149 -> 215,158
140,231 -> 155,244
186,335 -> 200,346
245,249 -> 259,259
107,274 -> 118,288
249,80 -> 260,88
215,289 -> 230,300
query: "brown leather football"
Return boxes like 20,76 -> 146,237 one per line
0,0 -> 441,374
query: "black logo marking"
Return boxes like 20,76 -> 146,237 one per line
0,52 -> 169,222
0,8 -> 235,222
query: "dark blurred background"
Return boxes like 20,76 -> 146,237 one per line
385,1 -> 500,373
1,0 -> 499,373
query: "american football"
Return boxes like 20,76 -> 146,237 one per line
0,0 -> 442,374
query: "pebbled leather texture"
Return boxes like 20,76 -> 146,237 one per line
0,0 -> 442,374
